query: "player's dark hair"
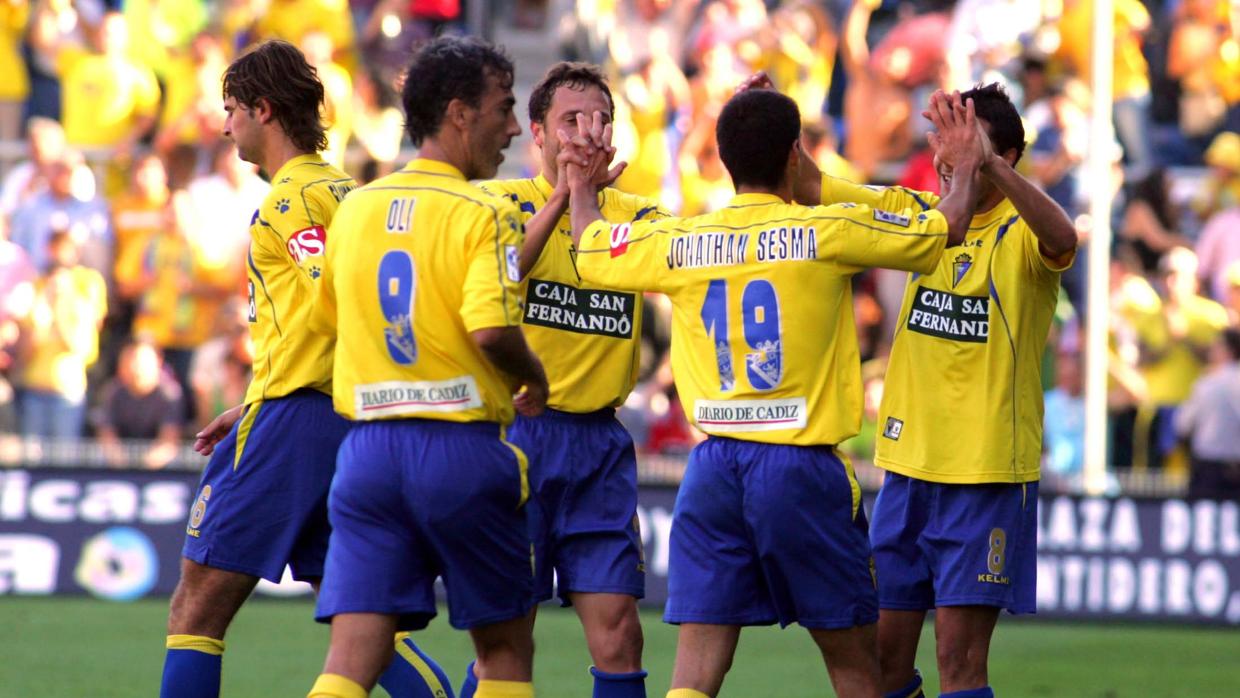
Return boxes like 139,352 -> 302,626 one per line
223,40 -> 328,154
401,36 -> 515,147
528,61 -> 615,125
716,89 -> 801,190
961,82 -> 1025,166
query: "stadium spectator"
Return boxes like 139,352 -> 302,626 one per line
302,30 -> 353,170
183,141 -> 267,283
1175,328 -> 1240,500
255,0 -> 354,58
1225,261 -> 1240,324
1167,0 -> 1238,143
1119,169 -> 1190,274
94,338 -> 186,468
24,0 -> 98,123
840,0 -> 913,179
0,116 -> 70,216
127,189 -> 233,398
111,152 -> 171,325
1195,204 -> 1240,303
187,302 -> 251,432
0,0 -> 29,145
945,0 -> 1045,88
9,148 -> 110,277
16,229 -> 106,439
350,65 -> 406,171
1193,130 -> 1240,222
153,32 -> 229,154
0,212 -> 34,434
53,11 -> 161,154
1044,351 -> 1086,477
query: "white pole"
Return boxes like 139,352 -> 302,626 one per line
1084,0 -> 1115,496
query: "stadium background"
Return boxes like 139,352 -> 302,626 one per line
1,0 -> 1239,694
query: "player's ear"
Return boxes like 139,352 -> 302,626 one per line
1002,147 -> 1019,168
531,120 -> 545,149
446,97 -> 472,133
253,97 -> 274,125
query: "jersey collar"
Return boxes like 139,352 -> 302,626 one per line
969,199 -> 1017,230
402,158 -> 467,180
727,192 -> 784,207
271,153 -> 325,182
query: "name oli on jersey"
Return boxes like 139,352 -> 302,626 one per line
524,278 -> 635,339
906,287 -> 990,343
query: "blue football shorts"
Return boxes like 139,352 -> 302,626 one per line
183,389 -> 350,583
664,436 -> 878,630
870,472 -> 1038,613
508,407 -> 645,604
315,419 -> 535,631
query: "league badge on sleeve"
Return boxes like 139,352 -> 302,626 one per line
873,209 -> 911,227
882,417 -> 904,440
505,245 -> 521,282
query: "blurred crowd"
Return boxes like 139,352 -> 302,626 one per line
0,0 -> 1238,492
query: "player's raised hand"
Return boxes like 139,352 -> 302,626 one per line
193,404 -> 244,456
735,71 -> 775,94
572,112 -> 626,190
925,91 -> 983,171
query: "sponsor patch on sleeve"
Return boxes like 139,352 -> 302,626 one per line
882,417 -> 904,440
609,223 -> 632,257
286,226 -> 326,264
873,209 -> 911,227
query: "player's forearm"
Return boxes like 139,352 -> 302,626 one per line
982,155 -> 1078,258
934,158 -> 983,246
520,187 -> 568,279
568,178 -> 603,247
472,326 -> 547,388
792,144 -> 823,206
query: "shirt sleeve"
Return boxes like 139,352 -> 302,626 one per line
460,200 -> 526,332
815,203 -> 949,275
263,183 -> 330,285
821,174 -> 940,211
307,203 -> 344,338
574,218 -> 671,293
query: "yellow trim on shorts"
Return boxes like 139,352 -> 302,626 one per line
233,402 -> 262,471
499,425 -> 529,507
834,447 -> 862,520
393,632 -> 449,697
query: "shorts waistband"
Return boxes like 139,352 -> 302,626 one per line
529,406 -> 617,422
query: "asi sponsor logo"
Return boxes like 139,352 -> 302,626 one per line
609,223 -> 632,257
906,287 -> 990,343
524,279 -> 635,339
286,226 -> 326,264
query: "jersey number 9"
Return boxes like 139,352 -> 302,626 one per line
700,278 -> 784,391
378,250 -> 417,364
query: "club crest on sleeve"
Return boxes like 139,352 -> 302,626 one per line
286,226 -> 326,264
609,223 -> 632,257
874,209 -> 911,227
505,245 -> 520,282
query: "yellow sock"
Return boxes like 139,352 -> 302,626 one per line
475,679 -> 535,698
307,673 -> 368,698
165,634 -> 225,654
667,690 -> 712,698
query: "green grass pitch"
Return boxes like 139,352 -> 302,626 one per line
3,597 -> 1238,696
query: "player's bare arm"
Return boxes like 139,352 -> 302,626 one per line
192,403 -> 244,455
471,327 -> 549,417
563,112 -> 616,246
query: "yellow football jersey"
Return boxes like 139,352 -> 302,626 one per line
821,176 -> 1073,484
313,159 -> 526,424
575,192 -> 948,446
244,154 -> 354,405
477,174 -> 669,412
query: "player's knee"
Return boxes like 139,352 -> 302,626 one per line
586,606 -> 644,669
167,562 -> 254,636
935,640 -> 987,688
